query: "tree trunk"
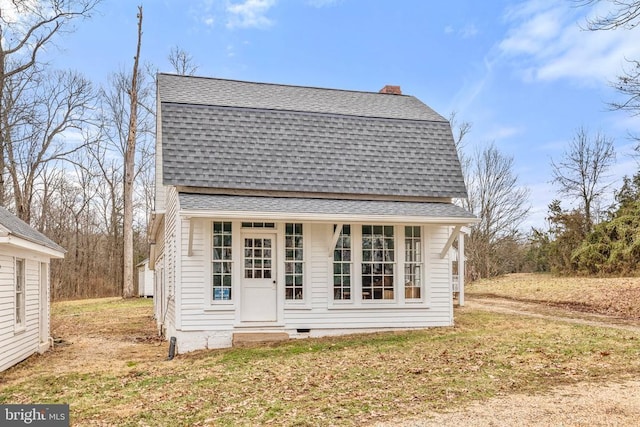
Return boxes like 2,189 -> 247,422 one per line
123,6 -> 143,298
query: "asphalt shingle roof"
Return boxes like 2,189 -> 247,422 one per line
158,74 -> 468,199
179,193 -> 476,220
0,206 -> 65,253
158,74 -> 446,122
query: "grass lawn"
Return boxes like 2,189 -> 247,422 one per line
466,273 -> 640,319
0,277 -> 639,426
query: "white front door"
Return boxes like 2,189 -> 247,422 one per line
241,233 -> 277,322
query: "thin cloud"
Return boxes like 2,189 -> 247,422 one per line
460,24 -> 479,39
482,126 -> 522,142
307,0 -> 340,7
499,0 -> 640,86
443,23 -> 479,38
226,0 -> 276,29
188,0 -> 223,30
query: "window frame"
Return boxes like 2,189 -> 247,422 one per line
284,223 -> 305,301
403,225 -> 425,303
211,221 -> 234,305
327,223 -> 429,308
15,258 -> 26,331
332,224 -> 353,302
361,225 -> 396,302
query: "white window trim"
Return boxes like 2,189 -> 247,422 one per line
15,257 -> 26,332
327,223 -> 430,309
331,224 -> 353,305
403,225 -> 426,304
360,224 -> 397,304
284,222 -> 312,309
206,220 -> 236,309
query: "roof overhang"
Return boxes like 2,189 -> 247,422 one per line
178,193 -> 478,225
0,234 -> 65,258
149,211 -> 165,240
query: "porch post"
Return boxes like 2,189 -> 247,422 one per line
458,230 -> 465,307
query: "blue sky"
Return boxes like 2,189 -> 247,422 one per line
46,0 -> 640,230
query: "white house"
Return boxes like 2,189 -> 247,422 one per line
0,206 -> 65,372
150,74 -> 476,352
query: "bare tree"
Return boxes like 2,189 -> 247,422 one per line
611,60 -> 640,118
123,5 -> 144,298
0,0 -> 99,208
168,46 -> 199,76
449,111 -> 473,202
92,66 -> 154,301
551,127 -> 616,231
5,68 -> 95,222
449,111 -> 472,153
579,0 -> 640,30
464,143 -> 530,278
578,1 -> 640,151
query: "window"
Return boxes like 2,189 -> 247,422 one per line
362,225 -> 395,300
404,226 -> 422,299
333,225 -> 352,300
244,237 -> 273,279
213,222 -> 232,301
285,223 -> 304,300
241,222 -> 275,228
15,258 -> 25,328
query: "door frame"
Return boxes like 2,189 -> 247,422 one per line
239,230 -> 278,323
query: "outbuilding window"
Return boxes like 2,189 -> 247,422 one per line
15,258 -> 25,329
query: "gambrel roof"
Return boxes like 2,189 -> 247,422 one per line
158,74 -> 468,200
0,206 -> 65,254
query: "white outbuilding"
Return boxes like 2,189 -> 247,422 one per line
0,206 -> 65,372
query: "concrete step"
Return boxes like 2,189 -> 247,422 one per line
232,332 -> 290,347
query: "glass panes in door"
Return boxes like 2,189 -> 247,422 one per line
244,237 -> 273,279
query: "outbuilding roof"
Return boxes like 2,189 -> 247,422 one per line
158,74 -> 468,200
0,206 -> 65,253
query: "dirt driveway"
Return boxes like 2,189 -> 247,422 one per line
377,296 -> 640,427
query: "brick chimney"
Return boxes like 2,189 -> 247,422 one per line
379,85 -> 402,95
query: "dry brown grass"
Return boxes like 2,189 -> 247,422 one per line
466,273 -> 640,319
1,279 -> 639,426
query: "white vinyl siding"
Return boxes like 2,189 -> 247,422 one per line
170,217 -> 456,352
163,186 -> 179,335
284,223 -> 453,329
1,251 -> 53,372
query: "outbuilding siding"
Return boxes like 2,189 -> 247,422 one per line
0,251 -> 51,372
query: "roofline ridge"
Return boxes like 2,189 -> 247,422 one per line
157,72 -> 414,98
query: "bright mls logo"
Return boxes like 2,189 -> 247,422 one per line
1,405 -> 69,426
